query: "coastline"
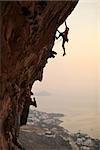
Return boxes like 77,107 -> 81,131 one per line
60,114 -> 100,140
19,109 -> 100,150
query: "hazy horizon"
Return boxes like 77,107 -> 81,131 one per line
32,0 -> 100,139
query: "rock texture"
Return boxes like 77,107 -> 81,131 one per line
0,1 -> 79,149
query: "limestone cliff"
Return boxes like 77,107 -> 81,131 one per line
0,1 -> 79,149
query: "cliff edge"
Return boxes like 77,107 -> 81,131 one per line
0,1 -> 78,149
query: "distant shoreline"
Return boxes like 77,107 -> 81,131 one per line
60,114 -> 100,140
19,109 -> 100,150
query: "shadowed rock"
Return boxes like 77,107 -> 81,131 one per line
0,1 -> 79,149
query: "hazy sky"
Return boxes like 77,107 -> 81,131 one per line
31,1 -> 100,138
32,0 -> 100,104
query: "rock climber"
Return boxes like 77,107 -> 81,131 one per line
55,21 -> 69,56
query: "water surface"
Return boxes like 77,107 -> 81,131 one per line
31,95 -> 100,139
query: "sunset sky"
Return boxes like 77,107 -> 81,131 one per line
32,0 -> 100,111
31,0 -> 100,139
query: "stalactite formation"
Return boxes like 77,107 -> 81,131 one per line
0,1 -> 79,149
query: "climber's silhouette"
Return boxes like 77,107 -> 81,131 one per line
55,21 -> 69,56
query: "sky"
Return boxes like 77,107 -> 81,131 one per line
31,0 -> 100,138
32,0 -> 100,110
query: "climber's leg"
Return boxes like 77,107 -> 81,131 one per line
62,40 -> 66,56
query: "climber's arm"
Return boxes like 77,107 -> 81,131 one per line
65,21 -> 69,31
65,21 -> 67,28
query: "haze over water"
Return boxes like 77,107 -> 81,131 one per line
32,0 -> 100,139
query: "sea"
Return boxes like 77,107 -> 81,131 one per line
31,95 -> 100,139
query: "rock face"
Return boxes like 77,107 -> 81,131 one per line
0,1 -> 79,149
